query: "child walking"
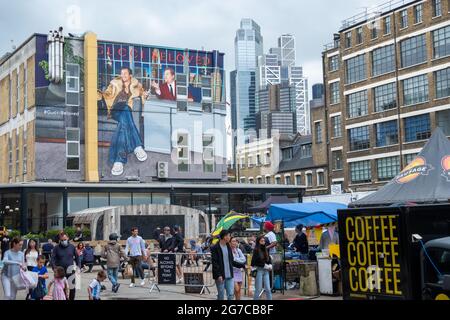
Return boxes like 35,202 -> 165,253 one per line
88,270 -> 107,300
47,266 -> 69,300
31,255 -> 49,300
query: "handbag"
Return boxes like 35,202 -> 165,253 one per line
21,269 -> 38,289
12,273 -> 27,290
264,264 -> 273,272
250,268 -> 257,278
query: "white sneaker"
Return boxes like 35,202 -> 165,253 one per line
176,278 -> 183,284
129,283 -> 135,288
134,146 -> 147,162
111,162 -> 124,176
140,280 -> 146,287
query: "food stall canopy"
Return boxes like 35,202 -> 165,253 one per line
352,128 -> 450,207
249,195 -> 294,212
267,202 -> 347,228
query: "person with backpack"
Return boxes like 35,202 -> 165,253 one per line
102,233 -> 126,293
31,255 -> 49,300
94,243 -> 106,270
1,237 -> 26,300
82,243 -> 95,273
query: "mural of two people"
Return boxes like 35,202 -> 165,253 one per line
97,67 -> 148,176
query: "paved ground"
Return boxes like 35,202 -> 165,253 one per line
0,265 -> 342,301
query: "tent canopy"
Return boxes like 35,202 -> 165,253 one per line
249,195 -> 294,212
267,202 -> 347,228
353,128 -> 450,207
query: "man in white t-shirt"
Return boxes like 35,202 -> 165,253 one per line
263,221 -> 278,255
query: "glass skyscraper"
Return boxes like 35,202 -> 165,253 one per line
230,19 -> 263,148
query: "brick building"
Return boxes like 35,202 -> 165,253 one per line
322,0 -> 450,193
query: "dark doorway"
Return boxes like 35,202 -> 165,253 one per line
120,215 -> 185,239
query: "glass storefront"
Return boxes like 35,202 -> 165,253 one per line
0,186 -> 301,234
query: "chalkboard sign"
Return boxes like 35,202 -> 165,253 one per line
184,273 -> 204,293
157,253 -> 176,285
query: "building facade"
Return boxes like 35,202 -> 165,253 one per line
0,29 -> 305,235
322,0 -> 450,193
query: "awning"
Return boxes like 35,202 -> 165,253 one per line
267,202 -> 347,228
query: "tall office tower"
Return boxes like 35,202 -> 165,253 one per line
230,18 -> 264,165
278,34 -> 296,67
289,66 -> 309,135
257,53 -> 281,88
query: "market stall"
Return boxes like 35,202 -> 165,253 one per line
340,128 -> 450,300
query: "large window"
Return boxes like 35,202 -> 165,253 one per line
332,150 -> 343,170
349,126 -> 370,151
404,114 -> 431,142
432,0 -> 442,17
414,4 -> 423,24
370,21 -> 378,39
15,132 -> 19,178
285,176 -> 291,185
374,82 -> 397,112
329,56 -> 339,72
384,16 -> 391,35
66,128 -> 80,171
8,135 -> 12,179
377,156 -> 400,181
315,122 -> 322,143
317,171 -> 325,186
400,9 -> 408,29
376,120 -> 399,147
282,148 -> 293,160
23,63 -> 27,109
350,161 -> 371,184
403,74 -> 429,106
400,35 -> 427,68
356,27 -> 363,44
345,32 -> 352,48
300,144 -> 312,158
405,153 -> 419,165
202,134 -> 215,173
346,54 -> 366,84
66,63 -> 80,106
433,26 -> 450,58
437,109 -> 450,135
110,193 -> 132,206
306,173 -> 313,187
330,82 -> 340,104
177,132 -> 189,172
372,45 -> 395,76
435,68 -> 450,98
331,115 -> 342,138
347,90 -> 368,118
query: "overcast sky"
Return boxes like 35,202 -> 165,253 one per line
0,0 -> 384,159
1,0 -> 383,91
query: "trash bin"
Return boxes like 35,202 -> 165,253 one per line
299,261 -> 319,297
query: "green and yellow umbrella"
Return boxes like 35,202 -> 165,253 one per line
211,211 -> 249,244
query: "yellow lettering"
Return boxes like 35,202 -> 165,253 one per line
382,242 -> 392,267
389,216 -> 398,241
355,217 -> 365,241
359,268 -> 368,292
392,268 -> 402,295
346,218 -> 355,241
349,267 -> 359,292
365,216 -> 373,241
372,216 -> 380,241
357,242 -> 367,266
391,242 -> 400,268
347,243 -> 357,266
384,268 -> 394,295
380,216 -> 389,241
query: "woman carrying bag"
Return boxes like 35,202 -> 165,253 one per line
230,237 -> 246,300
1,237 -> 26,300
251,235 -> 273,300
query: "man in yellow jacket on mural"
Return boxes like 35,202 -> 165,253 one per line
98,67 -> 148,176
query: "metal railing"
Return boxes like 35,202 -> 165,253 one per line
340,0 -> 416,30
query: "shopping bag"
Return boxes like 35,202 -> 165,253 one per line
21,269 -> 38,289
12,273 -> 27,290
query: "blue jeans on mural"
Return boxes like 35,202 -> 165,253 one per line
254,268 -> 272,300
109,102 -> 143,165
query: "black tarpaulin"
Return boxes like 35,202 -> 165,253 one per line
249,195 -> 294,212
352,128 -> 450,207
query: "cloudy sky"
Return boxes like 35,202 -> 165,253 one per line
0,0 -> 383,159
2,0 -> 383,90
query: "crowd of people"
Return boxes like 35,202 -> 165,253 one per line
0,220 -> 317,301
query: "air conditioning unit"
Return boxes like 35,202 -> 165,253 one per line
157,161 -> 169,179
